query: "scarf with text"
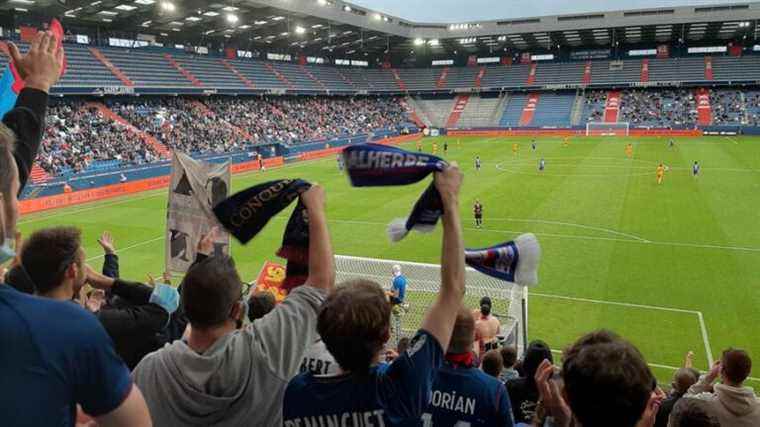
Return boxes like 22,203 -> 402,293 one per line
342,143 -> 447,242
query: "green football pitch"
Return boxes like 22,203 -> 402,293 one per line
17,135 -> 760,386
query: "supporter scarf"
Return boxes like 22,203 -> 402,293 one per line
0,19 -> 67,118
213,179 -> 312,290
342,143 -> 447,242
465,234 -> 541,286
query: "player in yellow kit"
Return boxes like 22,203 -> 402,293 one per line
563,137 -> 570,147
625,143 -> 633,158
512,143 -> 519,155
416,139 -> 422,152
656,163 -> 666,185
432,141 -> 438,155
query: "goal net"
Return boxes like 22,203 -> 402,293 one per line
335,255 -> 529,357
586,122 -> 630,136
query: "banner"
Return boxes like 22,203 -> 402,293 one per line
254,261 -> 288,303
570,49 -> 611,60
165,152 -> 231,273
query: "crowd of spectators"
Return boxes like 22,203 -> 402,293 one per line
620,89 -> 698,128
711,90 -> 745,125
582,90 -> 607,123
38,101 -> 159,175
4,32 -> 760,427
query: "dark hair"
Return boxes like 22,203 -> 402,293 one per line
397,337 -> 410,354
562,332 -> 654,427
479,296 -> 492,316
481,349 -> 503,378
182,255 -> 242,329
673,368 -> 699,394
522,340 -> 553,387
20,227 -> 82,295
247,291 -> 276,322
448,306 -> 475,354
500,346 -> 518,368
722,348 -> 752,384
318,279 -> 391,377
4,264 -> 36,294
669,398 -> 720,427
0,123 -> 16,195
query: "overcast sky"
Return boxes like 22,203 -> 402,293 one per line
349,0 -> 746,23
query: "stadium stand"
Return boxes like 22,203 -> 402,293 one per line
499,93 -> 529,127
531,91 -> 576,127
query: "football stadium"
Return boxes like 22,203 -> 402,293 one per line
2,0 -> 760,426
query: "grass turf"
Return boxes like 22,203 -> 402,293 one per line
18,135 -> 760,386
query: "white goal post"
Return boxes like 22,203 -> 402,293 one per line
334,255 -> 529,357
586,122 -> 630,136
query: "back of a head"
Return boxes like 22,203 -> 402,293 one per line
182,255 -> 242,329
500,346 -> 518,369
722,348 -> 752,385
479,296 -> 492,316
20,227 -> 82,295
448,306 -> 475,354
562,333 -> 654,427
673,368 -> 699,394
481,350 -> 503,378
522,340 -> 553,384
669,398 -> 721,427
247,291 -> 276,322
4,264 -> 36,294
318,279 -> 391,377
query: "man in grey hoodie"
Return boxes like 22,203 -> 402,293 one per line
686,348 -> 760,427
133,186 -> 334,426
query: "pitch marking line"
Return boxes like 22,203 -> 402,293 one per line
487,217 -> 650,243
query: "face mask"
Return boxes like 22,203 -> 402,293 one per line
0,238 -> 16,266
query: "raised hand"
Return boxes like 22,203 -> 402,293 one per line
197,226 -> 219,256
7,31 -> 64,92
535,359 -> 572,427
300,185 -> 325,211
97,231 -> 116,255
434,162 -> 463,206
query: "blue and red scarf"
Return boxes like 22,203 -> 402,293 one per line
343,143 -> 447,241
465,234 -> 541,286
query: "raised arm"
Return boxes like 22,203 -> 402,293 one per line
301,185 -> 335,292
420,163 -> 464,351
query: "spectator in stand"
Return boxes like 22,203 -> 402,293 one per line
668,398 -> 721,427
474,296 -> 500,355
423,307 -> 514,427
655,352 -> 701,427
505,340 -> 553,424
533,330 -> 664,427
282,164 -> 465,426
0,32 -> 151,426
685,348 -> 760,426
133,186 -> 335,426
499,346 -> 519,383
247,290 -> 277,322
482,349 -> 504,379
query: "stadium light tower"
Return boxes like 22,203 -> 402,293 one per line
160,1 -> 175,12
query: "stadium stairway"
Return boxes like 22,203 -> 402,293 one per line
85,102 -> 170,157
164,54 -> 203,87
582,62 -> 592,85
435,67 -> 449,89
391,69 -> 407,91
696,88 -> 713,125
221,59 -> 256,89
499,94 -> 527,127
570,91 -> 585,126
641,59 -> 650,83
603,91 -> 622,122
519,93 -> 540,126
88,47 -> 134,87
264,63 -> 295,90
475,67 -> 486,88
445,95 -> 470,127
29,165 -> 51,184
299,65 -> 328,91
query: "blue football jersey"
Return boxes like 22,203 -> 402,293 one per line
283,330 -> 443,426
420,362 -> 514,427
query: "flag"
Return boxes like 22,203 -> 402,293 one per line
465,234 -> 541,286
254,261 -> 288,303
0,19 -> 67,119
342,143 -> 447,242
165,152 -> 231,273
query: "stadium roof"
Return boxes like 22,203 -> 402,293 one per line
349,0 -> 750,24
3,1 -> 760,58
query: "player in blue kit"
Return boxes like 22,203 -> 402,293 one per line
283,164 -> 466,427
421,308 -> 514,427
475,156 -> 481,171
693,161 -> 700,178
538,158 -> 545,172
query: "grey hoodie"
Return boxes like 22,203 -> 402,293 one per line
686,375 -> 760,427
133,286 -> 326,427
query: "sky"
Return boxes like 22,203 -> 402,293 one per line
349,0 -> 747,23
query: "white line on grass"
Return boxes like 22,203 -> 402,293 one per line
697,312 -> 715,366
529,292 -> 699,314
487,217 -> 650,243
85,236 -> 164,262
